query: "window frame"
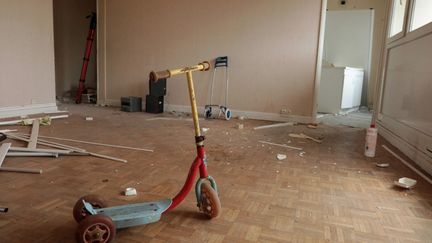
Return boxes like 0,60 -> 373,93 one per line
387,0 -> 410,43
406,0 -> 432,40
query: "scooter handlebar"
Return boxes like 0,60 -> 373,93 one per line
149,61 -> 210,82
149,70 -> 170,82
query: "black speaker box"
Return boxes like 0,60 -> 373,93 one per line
146,95 -> 164,113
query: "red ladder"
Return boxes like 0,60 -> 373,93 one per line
75,12 -> 96,104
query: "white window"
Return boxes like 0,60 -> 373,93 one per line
389,0 -> 408,38
410,0 -> 432,31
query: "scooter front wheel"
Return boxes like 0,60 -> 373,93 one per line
200,183 -> 221,218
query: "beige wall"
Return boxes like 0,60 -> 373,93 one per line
327,0 -> 389,108
98,0 -> 323,120
0,0 -> 56,109
53,0 -> 96,98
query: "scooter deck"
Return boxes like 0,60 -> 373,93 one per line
85,199 -> 172,229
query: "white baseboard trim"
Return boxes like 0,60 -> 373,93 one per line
0,103 -> 58,119
378,121 -> 432,176
101,99 -> 122,107
165,104 -> 313,123
101,99 -> 313,123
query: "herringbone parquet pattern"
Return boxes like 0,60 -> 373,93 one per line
0,104 -> 431,242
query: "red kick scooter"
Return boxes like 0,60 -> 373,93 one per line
73,61 -> 221,243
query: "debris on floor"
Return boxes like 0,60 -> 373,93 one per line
0,142 -> 42,174
0,113 -> 68,126
124,187 -> 137,196
237,123 -> 244,129
13,133 -> 153,152
0,112 -> 154,166
5,132 -> 128,163
394,177 -> 417,189
0,207 -> 8,213
0,129 -> 17,134
299,151 -> 306,157
289,133 -> 323,143
276,154 -> 287,160
383,144 -> 432,185
258,140 -> 302,151
307,124 -> 318,129
253,122 -> 295,130
85,117 -> 93,121
146,116 -> 202,122
376,163 -> 390,168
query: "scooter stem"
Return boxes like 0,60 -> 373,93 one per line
186,71 -> 201,142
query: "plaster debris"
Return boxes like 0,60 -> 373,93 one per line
299,151 -> 306,157
383,144 -> 432,185
394,177 -> 417,189
124,187 -> 137,196
258,140 -> 302,151
376,163 -> 389,168
307,124 -> 318,129
201,127 -> 209,133
276,154 -> 287,160
253,122 -> 295,130
289,133 -> 323,144
85,117 -> 94,121
237,123 -> 244,129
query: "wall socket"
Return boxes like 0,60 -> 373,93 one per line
280,108 -> 291,114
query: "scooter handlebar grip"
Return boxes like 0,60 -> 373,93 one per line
199,61 -> 211,71
149,70 -> 170,82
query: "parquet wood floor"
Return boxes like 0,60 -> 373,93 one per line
0,104 -> 431,242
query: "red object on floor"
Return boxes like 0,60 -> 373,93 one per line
75,12 -> 96,104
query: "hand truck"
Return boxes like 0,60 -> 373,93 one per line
204,56 -> 232,120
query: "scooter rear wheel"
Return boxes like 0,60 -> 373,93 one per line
200,183 -> 221,218
73,194 -> 107,223
76,214 -> 116,243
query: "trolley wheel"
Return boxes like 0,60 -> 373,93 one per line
200,183 -> 221,218
73,194 -> 107,223
204,106 -> 212,119
224,109 -> 232,121
76,214 -> 116,243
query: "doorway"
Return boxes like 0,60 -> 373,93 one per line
317,8 -> 374,127
53,0 -> 97,103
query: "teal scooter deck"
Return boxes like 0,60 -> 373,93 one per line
83,199 -> 172,229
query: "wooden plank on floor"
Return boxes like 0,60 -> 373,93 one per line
27,119 -> 39,149
0,143 -> 11,167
